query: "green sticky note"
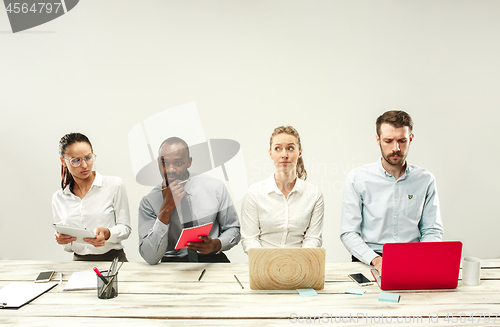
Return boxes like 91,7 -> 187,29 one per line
378,292 -> 400,303
296,289 -> 318,297
345,288 -> 366,295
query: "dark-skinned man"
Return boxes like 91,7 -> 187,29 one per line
139,137 -> 240,264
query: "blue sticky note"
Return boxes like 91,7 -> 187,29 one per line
296,289 -> 318,297
378,292 -> 400,303
345,288 -> 366,295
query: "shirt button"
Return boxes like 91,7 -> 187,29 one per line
395,199 -> 398,202
394,233 -> 397,236
394,215 -> 397,218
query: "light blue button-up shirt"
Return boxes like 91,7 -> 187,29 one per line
340,159 -> 444,265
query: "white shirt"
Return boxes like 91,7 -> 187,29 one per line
52,172 -> 132,255
240,174 -> 324,253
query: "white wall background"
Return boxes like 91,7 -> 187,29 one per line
1,0 -> 499,263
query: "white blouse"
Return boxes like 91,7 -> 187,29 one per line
240,174 -> 324,253
52,172 -> 132,255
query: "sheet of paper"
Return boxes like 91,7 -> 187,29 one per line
0,282 -> 57,308
378,291 -> 400,303
175,222 -> 214,249
296,289 -> 318,297
345,288 -> 366,295
63,271 -> 96,291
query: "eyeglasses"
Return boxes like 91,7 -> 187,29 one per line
64,153 -> 96,167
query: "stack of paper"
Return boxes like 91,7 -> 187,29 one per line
63,271 -> 97,291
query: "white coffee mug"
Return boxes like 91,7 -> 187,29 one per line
462,257 -> 481,286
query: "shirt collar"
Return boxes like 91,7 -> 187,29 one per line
182,172 -> 193,195
62,171 -> 101,195
153,172 -> 193,196
93,172 -> 103,187
265,174 -> 303,195
377,158 -> 411,179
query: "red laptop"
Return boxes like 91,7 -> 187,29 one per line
371,241 -> 463,290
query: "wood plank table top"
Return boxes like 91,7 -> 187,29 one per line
1,260 -> 499,326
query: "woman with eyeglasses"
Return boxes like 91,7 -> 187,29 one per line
52,133 -> 131,261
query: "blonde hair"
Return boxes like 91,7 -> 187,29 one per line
269,126 -> 307,180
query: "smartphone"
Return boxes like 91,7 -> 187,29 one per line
35,271 -> 55,283
348,273 -> 373,286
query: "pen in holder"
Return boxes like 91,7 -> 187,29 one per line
97,270 -> 118,299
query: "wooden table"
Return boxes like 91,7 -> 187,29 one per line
1,260 -> 499,326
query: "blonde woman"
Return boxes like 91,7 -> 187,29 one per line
240,126 -> 324,253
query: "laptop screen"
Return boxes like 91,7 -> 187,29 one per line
380,241 -> 462,290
